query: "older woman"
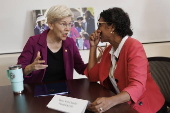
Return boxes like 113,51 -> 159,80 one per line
85,7 -> 165,113
18,5 -> 87,83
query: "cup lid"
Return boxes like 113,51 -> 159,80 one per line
9,64 -> 22,70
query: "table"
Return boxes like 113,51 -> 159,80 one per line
0,78 -> 137,113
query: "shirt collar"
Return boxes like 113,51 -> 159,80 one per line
109,36 -> 129,58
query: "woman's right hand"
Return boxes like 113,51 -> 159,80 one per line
23,51 -> 48,76
89,30 -> 101,47
87,30 -> 102,71
30,51 -> 48,71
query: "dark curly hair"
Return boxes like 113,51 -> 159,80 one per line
99,7 -> 133,38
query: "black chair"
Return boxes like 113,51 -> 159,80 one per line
148,57 -> 170,109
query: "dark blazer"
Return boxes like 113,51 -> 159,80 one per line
18,29 -> 87,83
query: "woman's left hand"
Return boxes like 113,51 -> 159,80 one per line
87,97 -> 114,113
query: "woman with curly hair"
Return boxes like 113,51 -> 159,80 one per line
85,7 -> 166,113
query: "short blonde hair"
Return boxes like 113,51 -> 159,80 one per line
46,5 -> 73,23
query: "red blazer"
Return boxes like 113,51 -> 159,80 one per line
85,37 -> 164,113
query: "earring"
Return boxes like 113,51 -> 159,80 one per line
110,31 -> 114,34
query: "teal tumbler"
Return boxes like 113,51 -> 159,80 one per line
7,65 -> 24,93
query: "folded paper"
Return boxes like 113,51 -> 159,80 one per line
47,95 -> 90,113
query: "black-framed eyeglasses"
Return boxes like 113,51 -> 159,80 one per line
57,21 -> 73,28
97,22 -> 112,27
57,22 -> 72,28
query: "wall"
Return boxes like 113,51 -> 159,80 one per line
1,43 -> 170,86
143,43 -> 170,57
0,0 -> 170,54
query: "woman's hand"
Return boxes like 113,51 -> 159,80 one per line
87,97 -> 115,113
23,51 -> 48,76
89,30 -> 101,47
87,30 -> 102,71
30,51 -> 48,71
87,92 -> 131,113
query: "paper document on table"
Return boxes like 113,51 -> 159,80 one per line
47,95 -> 90,113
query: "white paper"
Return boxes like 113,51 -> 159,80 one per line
47,95 -> 90,113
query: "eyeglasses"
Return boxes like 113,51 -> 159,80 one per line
97,22 -> 112,27
57,22 -> 73,28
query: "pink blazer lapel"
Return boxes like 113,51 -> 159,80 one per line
100,46 -> 112,83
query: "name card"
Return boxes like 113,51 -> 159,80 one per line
47,95 -> 90,113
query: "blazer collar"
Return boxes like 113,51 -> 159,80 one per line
100,45 -> 112,82
38,29 -> 49,48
